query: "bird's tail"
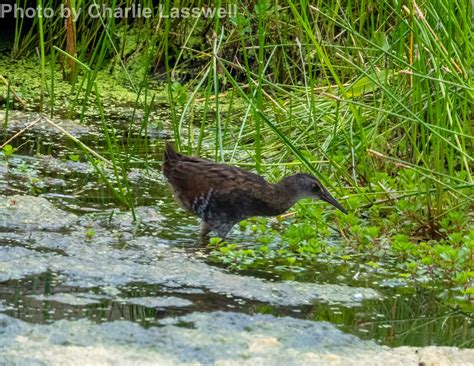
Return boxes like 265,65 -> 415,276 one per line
164,142 -> 179,161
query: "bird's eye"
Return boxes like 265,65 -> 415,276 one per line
311,183 -> 319,192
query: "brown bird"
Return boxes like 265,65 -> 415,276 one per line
163,142 -> 347,239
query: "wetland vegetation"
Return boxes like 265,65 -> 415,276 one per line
0,0 -> 473,362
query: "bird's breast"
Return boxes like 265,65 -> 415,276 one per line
188,188 -> 282,222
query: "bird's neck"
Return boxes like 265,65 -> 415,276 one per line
270,179 -> 302,213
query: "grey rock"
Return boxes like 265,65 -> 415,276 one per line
0,195 -> 78,231
1,111 -> 92,138
0,312 -> 472,366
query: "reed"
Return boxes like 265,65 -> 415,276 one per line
5,0 -> 473,228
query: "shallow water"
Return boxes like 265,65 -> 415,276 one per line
0,111 -> 473,364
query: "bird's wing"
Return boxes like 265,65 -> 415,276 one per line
164,159 -> 272,206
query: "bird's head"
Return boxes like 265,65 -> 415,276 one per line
278,173 -> 347,214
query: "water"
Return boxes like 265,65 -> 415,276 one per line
0,111 -> 472,362
1,271 -> 471,348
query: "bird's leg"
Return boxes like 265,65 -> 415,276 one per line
200,222 -> 233,245
217,223 -> 234,241
199,221 -> 211,239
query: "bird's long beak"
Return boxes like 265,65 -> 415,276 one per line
320,192 -> 348,214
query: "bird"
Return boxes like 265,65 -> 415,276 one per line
163,142 -> 347,239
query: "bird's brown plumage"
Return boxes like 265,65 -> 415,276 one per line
163,142 -> 347,239
164,143 -> 278,211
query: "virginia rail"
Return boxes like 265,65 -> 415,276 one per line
163,143 -> 347,239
